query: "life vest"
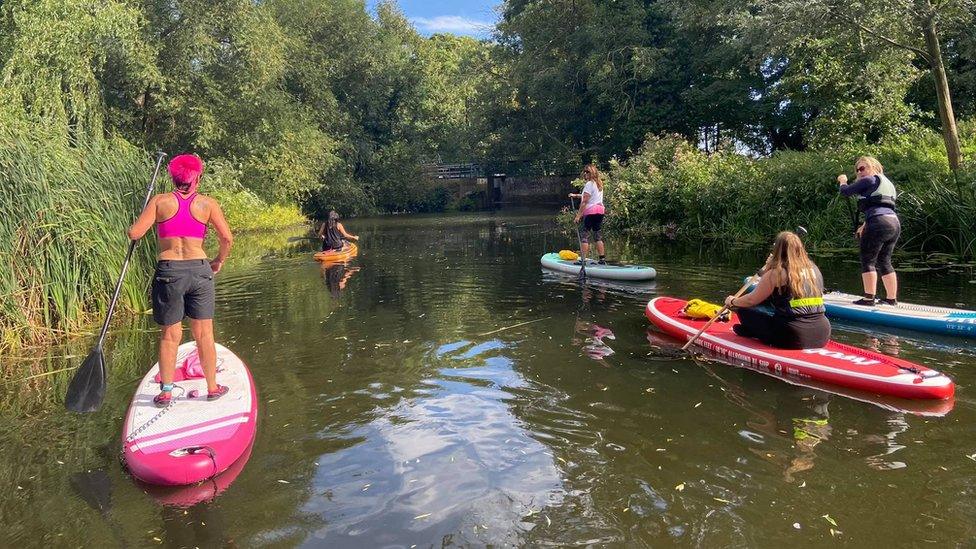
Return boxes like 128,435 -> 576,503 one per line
857,174 -> 897,213
771,267 -> 826,319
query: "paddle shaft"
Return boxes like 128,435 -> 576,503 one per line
94,152 -> 167,347
681,265 -> 765,351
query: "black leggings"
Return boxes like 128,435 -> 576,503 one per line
734,307 -> 831,350
860,215 -> 900,275
578,214 -> 604,244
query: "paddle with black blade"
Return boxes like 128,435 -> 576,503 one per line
65,151 -> 167,413
570,195 -> 587,282
681,226 -> 809,351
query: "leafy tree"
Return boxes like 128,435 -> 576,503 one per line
687,0 -> 974,168
0,0 -> 158,143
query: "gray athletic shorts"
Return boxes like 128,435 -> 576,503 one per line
151,259 -> 215,326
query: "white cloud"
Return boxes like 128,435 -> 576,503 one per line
411,15 -> 492,35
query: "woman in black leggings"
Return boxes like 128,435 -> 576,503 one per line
838,156 -> 900,306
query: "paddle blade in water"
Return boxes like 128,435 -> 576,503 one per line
65,348 -> 107,413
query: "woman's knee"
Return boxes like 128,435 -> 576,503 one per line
189,319 -> 214,341
159,323 -> 183,343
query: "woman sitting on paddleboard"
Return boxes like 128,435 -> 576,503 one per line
128,154 -> 233,407
837,156 -> 900,306
569,164 -> 607,265
318,210 -> 359,252
724,231 -> 831,350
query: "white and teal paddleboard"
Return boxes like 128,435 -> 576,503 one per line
540,253 -> 656,281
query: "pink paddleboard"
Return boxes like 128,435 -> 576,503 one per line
122,342 -> 258,486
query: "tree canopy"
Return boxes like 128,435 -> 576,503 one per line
1,0 -> 973,217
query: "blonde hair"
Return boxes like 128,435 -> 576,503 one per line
582,164 -> 603,191
856,156 -> 884,174
767,231 -> 820,298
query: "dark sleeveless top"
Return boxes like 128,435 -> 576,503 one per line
770,265 -> 826,320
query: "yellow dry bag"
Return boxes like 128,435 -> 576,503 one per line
559,250 -> 580,261
682,299 -> 731,322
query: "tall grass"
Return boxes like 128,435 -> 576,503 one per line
0,126 -> 156,354
605,128 -> 976,257
0,126 -> 309,355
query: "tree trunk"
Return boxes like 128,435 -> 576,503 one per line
921,16 -> 962,171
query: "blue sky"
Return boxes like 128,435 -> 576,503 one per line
367,0 -> 501,37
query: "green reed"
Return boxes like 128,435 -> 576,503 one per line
0,126 -> 155,355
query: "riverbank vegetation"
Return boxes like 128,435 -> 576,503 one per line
603,127 -> 976,256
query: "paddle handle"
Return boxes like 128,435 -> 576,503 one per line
94,152 -> 167,346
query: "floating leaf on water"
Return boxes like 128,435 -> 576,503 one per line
714,498 -> 732,504
277,479 -> 290,484
694,402 -> 701,408
822,514 -> 838,527
545,515 -> 551,526
830,528 -> 842,537
793,523 -> 801,529
799,481 -> 806,488
675,483 -> 685,491
413,513 -> 431,520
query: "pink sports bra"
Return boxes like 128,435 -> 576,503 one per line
157,192 -> 207,239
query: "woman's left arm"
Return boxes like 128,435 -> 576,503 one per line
337,222 -> 359,241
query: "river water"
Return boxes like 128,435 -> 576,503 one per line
1,211 -> 974,547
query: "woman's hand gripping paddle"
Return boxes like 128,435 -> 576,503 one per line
65,152 -> 167,413
570,195 -> 586,283
681,226 -> 808,351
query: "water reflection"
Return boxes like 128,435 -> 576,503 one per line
322,262 -> 360,302
304,339 -> 564,545
1,211 -> 975,547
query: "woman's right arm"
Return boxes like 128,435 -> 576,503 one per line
839,175 -> 875,197
127,195 -> 159,240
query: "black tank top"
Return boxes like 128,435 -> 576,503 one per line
770,265 -> 826,319
323,222 -> 344,250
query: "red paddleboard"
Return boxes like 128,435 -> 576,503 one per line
646,297 -> 954,401
122,342 -> 258,486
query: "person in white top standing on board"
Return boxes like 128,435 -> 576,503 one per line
569,164 -> 607,264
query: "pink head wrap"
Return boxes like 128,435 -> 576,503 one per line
168,154 -> 204,194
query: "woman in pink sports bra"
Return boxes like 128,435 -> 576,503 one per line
569,164 -> 608,264
128,154 -> 234,407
